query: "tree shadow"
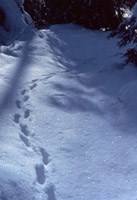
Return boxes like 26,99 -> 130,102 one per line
0,30 -> 35,116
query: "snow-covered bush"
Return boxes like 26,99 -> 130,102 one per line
0,0 -> 33,44
110,2 -> 137,66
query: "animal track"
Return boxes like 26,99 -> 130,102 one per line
20,124 -> 30,136
14,114 -> 21,124
21,89 -> 27,95
24,109 -> 30,119
40,147 -> 50,165
19,133 -> 30,147
13,79 -> 55,195
45,185 -> 57,200
29,83 -> 37,90
15,100 -> 21,109
32,79 -> 39,83
35,163 -> 46,185
23,95 -> 29,102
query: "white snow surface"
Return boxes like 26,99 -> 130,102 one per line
1,24 -> 137,200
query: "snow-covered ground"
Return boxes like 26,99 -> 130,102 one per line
1,24 -> 137,200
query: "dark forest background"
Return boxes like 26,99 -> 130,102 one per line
23,0 -> 137,65
24,0 -> 136,30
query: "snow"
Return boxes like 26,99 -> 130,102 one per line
132,2 -> 137,18
0,0 -> 33,44
14,0 -> 24,7
131,2 -> 137,28
119,80 -> 137,106
0,23 -> 137,200
1,3 -> 137,199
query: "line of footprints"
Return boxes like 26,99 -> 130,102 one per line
13,79 -> 56,200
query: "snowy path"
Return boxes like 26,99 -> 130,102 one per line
0,25 -> 137,200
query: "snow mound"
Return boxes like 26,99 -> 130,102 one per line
132,2 -> 137,18
0,0 -> 33,44
14,0 -> 24,7
119,80 -> 137,108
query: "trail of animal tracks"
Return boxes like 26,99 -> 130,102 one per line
1,25 -> 137,200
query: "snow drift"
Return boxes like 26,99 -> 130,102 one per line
0,0 -> 33,44
0,2 -> 137,200
119,80 -> 137,109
